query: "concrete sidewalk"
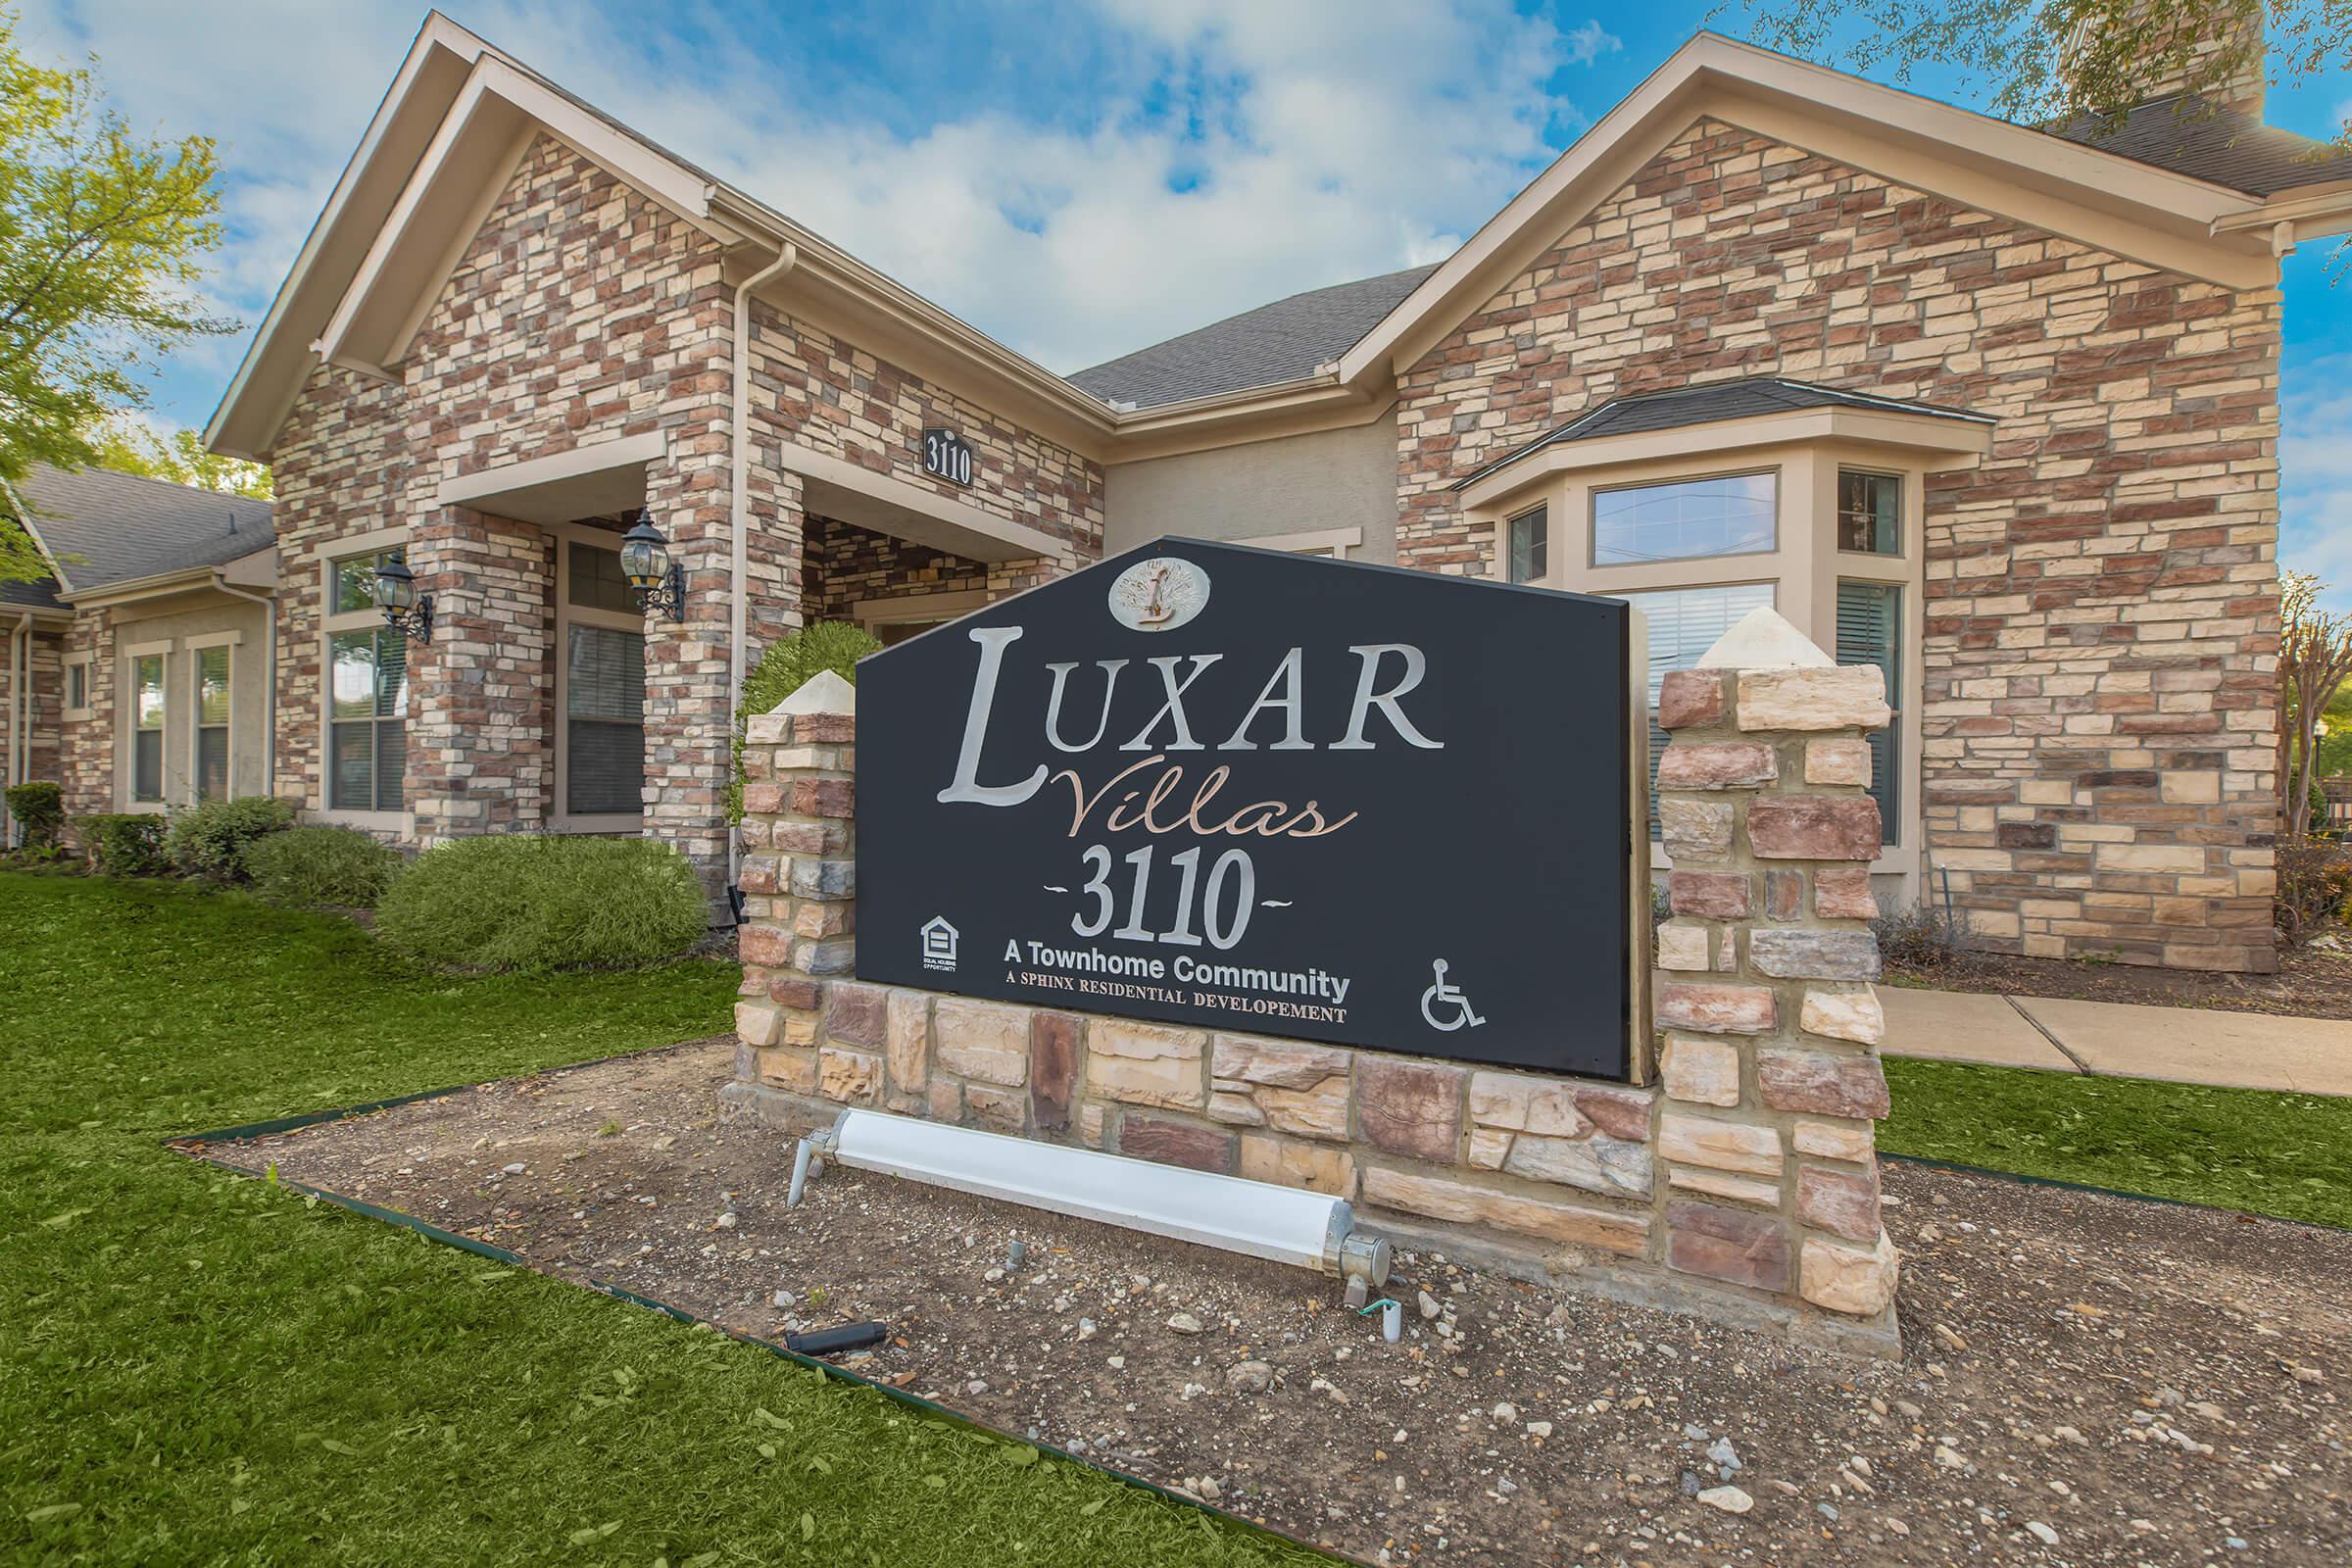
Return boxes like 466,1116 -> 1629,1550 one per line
1880,985 -> 2352,1098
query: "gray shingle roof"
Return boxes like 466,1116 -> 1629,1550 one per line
2045,93 -> 2352,197
1453,376 -> 1994,489
1068,265 -> 1439,412
10,465 -> 272,595
1,573 -> 67,612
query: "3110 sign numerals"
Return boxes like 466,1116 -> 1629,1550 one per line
921,427 -> 974,486
1071,843 -> 1257,950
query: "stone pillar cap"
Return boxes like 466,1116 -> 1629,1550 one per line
1695,607 -> 1834,670
770,668 -> 858,715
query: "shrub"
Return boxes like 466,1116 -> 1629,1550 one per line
728,621 -> 880,821
81,813 -> 168,876
164,795 -> 298,880
376,835 -> 709,972
2276,839 -> 2352,946
5,780 -> 64,851
1872,900 -> 1975,974
242,825 -> 402,908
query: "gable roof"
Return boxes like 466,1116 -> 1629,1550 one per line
209,22 -> 2346,466
1069,266 -> 1438,413
1452,377 -> 1993,490
9,465 -> 272,597
2046,94 -> 2352,198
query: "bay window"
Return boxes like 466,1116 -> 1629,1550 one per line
1592,472 -> 1775,565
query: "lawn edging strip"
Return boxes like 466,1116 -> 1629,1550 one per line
1878,1151 -> 2350,1234
169,1098 -> 1308,1557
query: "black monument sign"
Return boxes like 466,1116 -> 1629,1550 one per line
855,538 -> 1636,1079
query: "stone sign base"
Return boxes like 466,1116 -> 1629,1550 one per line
726,634 -> 1903,1356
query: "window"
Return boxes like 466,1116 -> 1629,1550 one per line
1616,583 -> 1777,832
325,548 -> 410,814
194,645 -> 230,801
1837,582 -> 1901,846
1506,506 -> 1548,584
130,654 -> 165,803
565,623 -> 644,815
1592,472 -> 1776,565
65,659 -> 88,713
1838,470 -> 1900,555
567,541 -> 640,614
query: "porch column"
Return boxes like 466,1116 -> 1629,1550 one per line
406,505 -> 553,844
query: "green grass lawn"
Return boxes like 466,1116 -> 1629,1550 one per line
1881,1057 -> 2352,1229
7,875 -> 2344,1566
0,871 -> 1324,1566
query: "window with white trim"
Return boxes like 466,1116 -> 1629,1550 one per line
65,657 -> 89,714
130,653 -> 166,803
324,549 -> 409,812
1506,506 -> 1548,584
558,539 -> 646,823
194,644 -> 230,801
1592,471 -> 1776,565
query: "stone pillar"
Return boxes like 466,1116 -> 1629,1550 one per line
407,505 -> 553,844
729,671 -> 861,1102
1651,612 -> 1900,1328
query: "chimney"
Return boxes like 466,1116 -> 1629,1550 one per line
2060,1 -> 2267,119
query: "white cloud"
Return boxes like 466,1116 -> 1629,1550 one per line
2282,349 -> 2352,614
14,0 -> 1612,399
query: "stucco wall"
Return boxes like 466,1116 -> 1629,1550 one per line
1102,413 -> 1398,563
100,595 -> 274,808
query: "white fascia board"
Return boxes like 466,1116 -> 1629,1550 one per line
203,14 -> 489,459
318,57 -> 742,376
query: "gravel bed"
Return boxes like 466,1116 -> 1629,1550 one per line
191,1041 -> 2352,1566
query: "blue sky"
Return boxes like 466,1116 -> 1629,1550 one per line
16,0 -> 2350,605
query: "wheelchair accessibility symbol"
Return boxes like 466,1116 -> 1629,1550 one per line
1419,959 -> 1486,1032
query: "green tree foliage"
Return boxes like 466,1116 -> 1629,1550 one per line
727,620 -> 881,821
0,3 -> 234,497
1722,0 -> 2348,145
91,416 -> 270,498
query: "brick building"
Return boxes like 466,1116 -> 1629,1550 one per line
6,13 -> 2344,973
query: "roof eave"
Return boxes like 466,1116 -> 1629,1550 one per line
62,549 -> 276,610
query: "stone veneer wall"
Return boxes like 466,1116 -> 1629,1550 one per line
1394,119 -> 2279,972
803,514 -> 990,622
270,132 -> 1103,881
723,661 -> 1903,1348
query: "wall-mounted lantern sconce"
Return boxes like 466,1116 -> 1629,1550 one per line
372,556 -> 433,643
620,516 -> 685,622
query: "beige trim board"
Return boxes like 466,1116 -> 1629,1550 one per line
779,441 -> 1063,564
1456,406 -> 1993,512
434,430 -> 668,523
854,589 -> 991,626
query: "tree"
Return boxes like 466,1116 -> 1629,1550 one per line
92,416 -> 270,498
0,3 -> 233,506
1723,0 -> 2349,145
2278,570 -> 2352,843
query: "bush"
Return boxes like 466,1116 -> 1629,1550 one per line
5,780 -> 64,851
242,825 -> 402,908
164,795 -> 298,880
2276,839 -> 2352,946
728,620 -> 880,821
81,813 -> 168,876
376,835 -> 709,972
1873,900 -> 1975,974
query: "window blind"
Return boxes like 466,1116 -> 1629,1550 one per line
1836,581 -> 1900,845
1616,583 -> 1776,833
567,624 -> 645,815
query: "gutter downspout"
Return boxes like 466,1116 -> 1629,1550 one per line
728,239 -> 798,895
209,570 -> 277,799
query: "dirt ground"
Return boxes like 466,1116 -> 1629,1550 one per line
1887,938 -> 2352,1022
189,1041 -> 2351,1567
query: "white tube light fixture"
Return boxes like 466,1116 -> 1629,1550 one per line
800,1108 -> 1391,1287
